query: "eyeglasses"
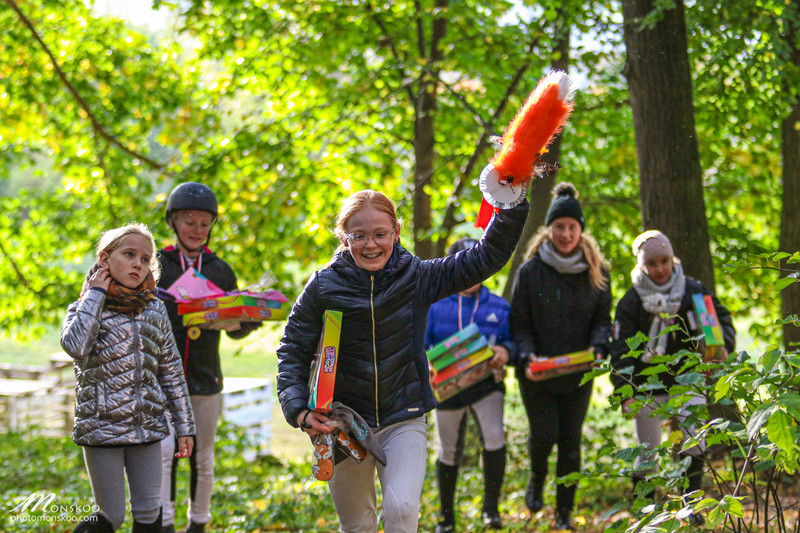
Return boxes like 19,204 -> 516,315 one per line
345,231 -> 394,249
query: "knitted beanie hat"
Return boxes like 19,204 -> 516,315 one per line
545,182 -> 584,229
632,230 -> 674,266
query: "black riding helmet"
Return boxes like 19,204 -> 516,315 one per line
165,182 -> 219,253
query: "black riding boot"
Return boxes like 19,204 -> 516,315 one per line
436,460 -> 459,532
632,474 -> 655,501
481,447 -> 505,529
685,456 -> 706,526
73,513 -> 114,533
132,508 -> 162,533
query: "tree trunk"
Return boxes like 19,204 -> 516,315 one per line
413,0 -> 448,260
621,0 -> 716,289
503,17 -> 570,300
780,3 -> 800,350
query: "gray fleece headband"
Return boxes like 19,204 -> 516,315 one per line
632,230 -> 674,266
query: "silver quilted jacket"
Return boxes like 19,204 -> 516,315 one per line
61,289 -> 195,446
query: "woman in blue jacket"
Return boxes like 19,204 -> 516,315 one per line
425,237 -> 517,532
277,190 -> 527,533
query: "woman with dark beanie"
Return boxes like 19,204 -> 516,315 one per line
509,183 -> 612,530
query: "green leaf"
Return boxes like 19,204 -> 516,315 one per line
779,393 -> 800,421
639,363 -> 669,376
675,372 -> 705,385
714,376 -> 732,402
626,331 -> 649,351
747,402 -> 777,441
760,348 -> 781,373
766,410 -> 796,453
777,275 -> 799,292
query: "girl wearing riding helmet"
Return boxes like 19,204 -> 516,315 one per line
157,182 -> 260,533
277,189 -> 527,533
509,182 -> 612,530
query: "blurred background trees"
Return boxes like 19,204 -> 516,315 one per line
1,0 -> 798,349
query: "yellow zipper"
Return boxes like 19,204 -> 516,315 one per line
370,275 -> 380,426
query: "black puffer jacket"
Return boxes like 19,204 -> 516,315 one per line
509,254 -> 612,391
609,277 -> 736,394
277,202 -> 528,428
158,247 -> 258,395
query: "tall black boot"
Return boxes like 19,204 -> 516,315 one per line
436,460 -> 459,532
526,436 -> 546,513
684,457 -> 706,526
73,513 -> 114,533
481,447 -> 505,529
686,456 -> 704,495
632,474 -> 655,501
132,508 -> 162,533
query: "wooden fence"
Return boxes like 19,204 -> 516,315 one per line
0,354 -> 273,455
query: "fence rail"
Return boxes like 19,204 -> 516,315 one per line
0,355 -> 273,455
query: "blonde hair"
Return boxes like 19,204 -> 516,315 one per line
334,190 -> 401,251
526,226 -> 609,290
95,223 -> 161,282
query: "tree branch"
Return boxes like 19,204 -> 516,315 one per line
414,0 -> 426,58
0,236 -> 45,296
364,0 -> 417,106
436,22 -> 546,250
440,78 -> 491,131
4,0 -> 165,170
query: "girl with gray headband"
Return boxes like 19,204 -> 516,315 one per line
609,229 -> 736,526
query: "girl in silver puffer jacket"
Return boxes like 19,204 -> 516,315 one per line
61,223 -> 195,533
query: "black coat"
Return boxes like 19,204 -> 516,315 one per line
609,276 -> 736,394
158,247 -> 256,396
509,254 -> 612,392
277,202 -> 528,428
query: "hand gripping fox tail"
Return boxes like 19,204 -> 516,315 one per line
476,71 -> 574,229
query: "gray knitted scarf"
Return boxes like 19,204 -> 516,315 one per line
631,262 -> 686,360
538,241 -> 589,274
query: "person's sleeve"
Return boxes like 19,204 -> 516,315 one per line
424,309 -> 435,350
417,201 -> 529,305
609,291 -> 641,391
276,273 -> 324,427
494,306 -> 519,365
156,301 -> 196,437
60,290 -> 105,361
509,263 -> 537,369
589,271 -> 613,357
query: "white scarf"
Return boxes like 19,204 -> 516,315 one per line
631,262 -> 686,360
538,241 -> 589,274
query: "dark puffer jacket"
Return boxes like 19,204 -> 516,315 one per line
158,246 -> 258,396
609,276 -> 736,395
277,202 -> 528,428
61,289 -> 195,446
509,254 -> 612,391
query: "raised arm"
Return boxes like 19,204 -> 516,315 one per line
419,201 -> 529,305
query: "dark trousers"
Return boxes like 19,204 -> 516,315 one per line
519,377 -> 593,512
